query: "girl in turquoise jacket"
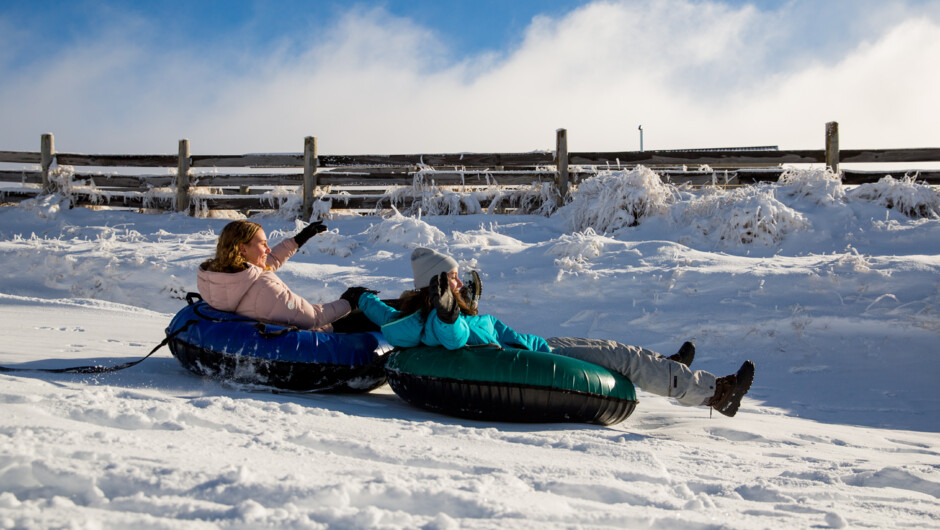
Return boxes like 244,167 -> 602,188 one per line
359,290 -> 549,353
357,247 -> 755,418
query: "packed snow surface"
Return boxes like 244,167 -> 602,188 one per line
1,169 -> 938,528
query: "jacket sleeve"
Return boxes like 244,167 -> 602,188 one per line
492,317 -> 551,352
359,292 -> 470,350
379,313 -> 425,348
358,292 -> 402,327
264,238 -> 298,271
427,313 -> 471,350
249,273 -> 351,331
358,293 -> 427,347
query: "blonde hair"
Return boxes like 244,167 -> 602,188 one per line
202,220 -> 266,273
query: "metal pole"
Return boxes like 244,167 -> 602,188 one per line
638,125 -> 644,152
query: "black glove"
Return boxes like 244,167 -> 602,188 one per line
294,221 -> 327,247
428,272 -> 459,324
459,270 -> 482,313
340,286 -> 378,311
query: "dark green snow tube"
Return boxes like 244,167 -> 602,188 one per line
386,345 -> 638,425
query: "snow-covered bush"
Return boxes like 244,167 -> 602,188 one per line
379,169 -> 560,216
418,192 -> 486,215
545,228 -> 607,260
18,193 -> 69,219
451,225 -> 528,251
379,169 -> 556,216
44,164 -> 118,208
364,209 -> 447,248
847,175 -> 940,218
47,164 -> 79,197
379,170 -> 485,215
486,181 -> 560,216
681,185 -> 809,248
251,186 -> 334,221
778,168 -> 846,205
299,229 -> 359,258
559,167 -> 678,233
257,186 -> 302,218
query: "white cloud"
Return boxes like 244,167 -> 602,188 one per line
732,18 -> 940,149
1,0 -> 938,156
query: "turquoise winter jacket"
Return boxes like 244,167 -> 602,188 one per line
358,292 -> 551,352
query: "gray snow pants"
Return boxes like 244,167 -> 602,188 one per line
545,337 -> 718,407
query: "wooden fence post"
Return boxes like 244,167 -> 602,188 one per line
825,121 -> 839,173
303,136 -> 318,221
41,133 -> 54,194
176,139 -> 191,213
555,128 -> 569,206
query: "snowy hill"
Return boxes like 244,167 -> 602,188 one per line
1,169 -> 938,528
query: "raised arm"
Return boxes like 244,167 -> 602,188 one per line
249,273 -> 350,330
358,291 -> 402,327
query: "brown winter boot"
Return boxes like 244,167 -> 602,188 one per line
667,341 -> 695,367
707,360 -> 755,417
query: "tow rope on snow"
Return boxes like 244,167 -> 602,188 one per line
0,316 -> 198,376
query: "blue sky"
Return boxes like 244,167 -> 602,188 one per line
2,0 -> 939,155
4,1 -> 593,75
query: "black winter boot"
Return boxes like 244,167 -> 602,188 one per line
707,360 -> 755,417
667,341 -> 695,367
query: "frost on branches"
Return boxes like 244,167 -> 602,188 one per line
847,175 -> 940,218
681,185 -> 809,248
559,167 -> 677,233
555,167 -> 938,250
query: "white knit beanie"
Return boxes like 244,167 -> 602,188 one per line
411,247 -> 458,289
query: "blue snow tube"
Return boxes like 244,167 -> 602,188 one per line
386,345 -> 638,425
166,295 -> 392,392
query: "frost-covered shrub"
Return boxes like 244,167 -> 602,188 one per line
847,175 -> 940,218
380,170 -> 560,216
35,164 -> 181,213
364,209 -> 447,248
255,187 -> 302,218
486,181 -> 559,216
451,226 -> 527,250
559,167 -> 678,233
778,168 -> 846,205
47,164 -> 79,196
45,164 -> 116,208
545,228 -> 607,260
545,229 -> 631,279
299,230 -> 359,258
379,170 -> 487,215
19,193 -> 69,219
681,185 -> 809,248
418,192 -> 486,215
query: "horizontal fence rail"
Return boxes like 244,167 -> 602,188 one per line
1,123 -> 938,219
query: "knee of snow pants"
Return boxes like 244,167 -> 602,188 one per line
545,336 -> 717,407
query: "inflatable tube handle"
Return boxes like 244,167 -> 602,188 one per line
253,322 -> 301,339
186,292 -> 203,306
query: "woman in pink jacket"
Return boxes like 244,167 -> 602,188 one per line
197,220 -> 366,332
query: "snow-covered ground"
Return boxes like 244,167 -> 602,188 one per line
1,169 -> 938,529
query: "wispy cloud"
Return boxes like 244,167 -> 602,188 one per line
1,0 -> 938,155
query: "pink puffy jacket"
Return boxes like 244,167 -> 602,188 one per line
196,238 -> 351,332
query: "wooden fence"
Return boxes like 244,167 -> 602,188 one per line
1,122 -> 938,219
